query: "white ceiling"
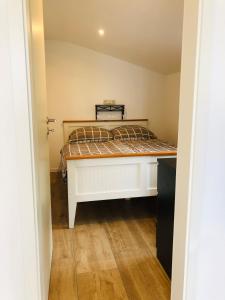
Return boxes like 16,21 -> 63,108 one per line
43,0 -> 184,74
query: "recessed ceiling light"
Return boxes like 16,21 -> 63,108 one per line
98,29 -> 105,36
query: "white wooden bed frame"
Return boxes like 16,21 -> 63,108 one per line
63,119 -> 176,228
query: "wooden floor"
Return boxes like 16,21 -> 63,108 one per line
49,173 -> 170,300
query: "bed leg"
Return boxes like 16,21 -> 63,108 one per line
68,202 -> 77,229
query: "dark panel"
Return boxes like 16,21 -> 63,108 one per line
156,158 -> 176,278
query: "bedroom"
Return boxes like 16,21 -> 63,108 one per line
43,1 -> 182,299
2,0 -> 225,299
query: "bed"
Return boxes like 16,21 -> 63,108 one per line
61,119 -> 177,228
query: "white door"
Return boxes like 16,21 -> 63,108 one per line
1,0 -> 52,298
25,0 -> 52,299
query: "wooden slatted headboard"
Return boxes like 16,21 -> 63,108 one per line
63,119 -> 149,143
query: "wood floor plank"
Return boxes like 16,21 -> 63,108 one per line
50,173 -> 68,229
121,198 -> 157,256
134,217 -> 157,257
74,222 -> 117,274
49,174 -> 170,300
52,229 -> 75,260
112,248 -> 170,300
122,199 -> 157,246
101,202 -> 148,253
48,258 -> 78,300
77,269 -> 128,300
103,211 -> 170,299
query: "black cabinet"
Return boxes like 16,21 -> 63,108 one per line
156,158 -> 176,278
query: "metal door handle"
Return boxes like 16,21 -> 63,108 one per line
47,128 -> 55,135
47,117 -> 56,124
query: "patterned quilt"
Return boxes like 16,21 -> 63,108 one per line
60,139 -> 176,178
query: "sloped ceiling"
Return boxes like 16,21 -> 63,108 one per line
43,0 -> 183,74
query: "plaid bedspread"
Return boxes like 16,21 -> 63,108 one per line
60,140 -> 176,178
62,139 -> 176,159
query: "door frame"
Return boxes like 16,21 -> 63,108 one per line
2,0 -> 225,299
1,0 -> 52,299
1,0 -> 42,299
172,0 -> 225,299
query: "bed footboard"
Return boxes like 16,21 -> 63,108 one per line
67,156 -> 158,228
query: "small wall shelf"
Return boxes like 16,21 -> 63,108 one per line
95,104 -> 125,120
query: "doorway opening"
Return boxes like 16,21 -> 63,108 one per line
43,1 -> 184,299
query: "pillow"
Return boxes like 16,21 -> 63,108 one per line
111,125 -> 156,141
69,126 -> 113,143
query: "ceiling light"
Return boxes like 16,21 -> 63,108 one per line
98,29 -> 105,36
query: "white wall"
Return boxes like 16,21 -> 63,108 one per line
45,40 -> 166,170
163,73 -> 180,145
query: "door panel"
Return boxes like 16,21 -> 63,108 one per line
26,0 -> 52,298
